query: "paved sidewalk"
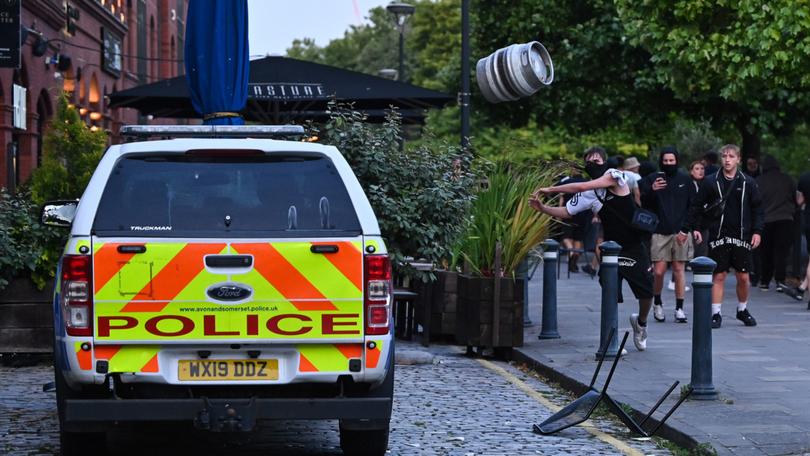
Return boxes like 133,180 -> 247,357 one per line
517,263 -> 810,456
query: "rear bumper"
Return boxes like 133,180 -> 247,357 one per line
64,396 -> 392,431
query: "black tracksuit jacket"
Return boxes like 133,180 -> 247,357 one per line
639,170 -> 693,235
683,170 -> 764,242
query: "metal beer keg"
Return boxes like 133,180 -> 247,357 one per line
476,41 -> 553,103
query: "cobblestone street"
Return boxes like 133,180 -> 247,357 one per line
0,344 -> 671,455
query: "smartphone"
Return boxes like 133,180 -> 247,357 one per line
656,171 -> 666,180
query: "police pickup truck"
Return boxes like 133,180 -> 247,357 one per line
42,125 -> 394,456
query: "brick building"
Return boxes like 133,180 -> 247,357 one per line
0,0 -> 187,190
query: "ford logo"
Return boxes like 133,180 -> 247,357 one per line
206,283 -> 253,302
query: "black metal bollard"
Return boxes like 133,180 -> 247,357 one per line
596,241 -> 621,359
518,257 -> 533,327
690,256 -> 718,400
539,239 -> 560,339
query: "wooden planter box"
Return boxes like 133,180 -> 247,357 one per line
411,271 -> 458,342
0,278 -> 54,353
455,274 -> 524,349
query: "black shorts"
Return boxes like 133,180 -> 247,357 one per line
708,237 -> 752,273
561,212 -> 591,240
805,230 -> 810,255
600,241 -> 654,300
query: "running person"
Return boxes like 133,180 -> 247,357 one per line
680,144 -> 764,328
530,147 -> 654,351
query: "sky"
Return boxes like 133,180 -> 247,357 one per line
247,0 -> 390,58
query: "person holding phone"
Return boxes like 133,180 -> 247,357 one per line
639,146 -> 695,324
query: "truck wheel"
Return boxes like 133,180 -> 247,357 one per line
339,426 -> 389,456
55,369 -> 108,455
60,429 -> 106,456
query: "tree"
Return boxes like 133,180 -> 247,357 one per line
285,1 -> 460,90
472,0 -> 680,141
615,0 -> 810,158
285,7 -> 400,78
29,94 -> 107,204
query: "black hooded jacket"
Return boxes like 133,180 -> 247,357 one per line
755,155 -> 796,223
639,151 -> 693,235
683,169 -> 764,242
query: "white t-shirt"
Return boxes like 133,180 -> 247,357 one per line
565,169 -> 628,216
624,170 -> 641,190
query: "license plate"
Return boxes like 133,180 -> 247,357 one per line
178,359 -> 279,381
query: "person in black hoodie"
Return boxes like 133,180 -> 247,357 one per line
755,155 -> 798,292
681,144 -> 764,329
640,146 -> 694,324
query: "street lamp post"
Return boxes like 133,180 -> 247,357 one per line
460,0 -> 470,150
386,2 -> 415,82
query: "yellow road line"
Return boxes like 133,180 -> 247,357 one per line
477,358 -> 645,456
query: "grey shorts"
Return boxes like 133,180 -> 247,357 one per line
651,233 -> 694,262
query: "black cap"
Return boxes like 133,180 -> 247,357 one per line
659,145 -> 679,166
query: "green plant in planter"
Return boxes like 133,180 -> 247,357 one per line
0,189 -> 65,291
456,163 -> 559,277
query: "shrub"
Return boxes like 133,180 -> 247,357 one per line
314,103 -> 481,280
0,189 -> 65,291
5,92 -> 107,290
29,93 -> 107,205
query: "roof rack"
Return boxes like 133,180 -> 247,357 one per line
120,125 -> 306,140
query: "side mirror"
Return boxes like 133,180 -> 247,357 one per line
41,200 -> 79,227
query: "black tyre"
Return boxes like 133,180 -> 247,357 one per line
339,426 -> 389,456
60,429 -> 107,456
55,368 -> 108,455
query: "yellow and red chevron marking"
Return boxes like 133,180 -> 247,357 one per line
93,243 -> 139,294
74,342 -> 92,371
365,341 -> 384,369
311,241 -> 363,290
94,242 -> 227,303
298,344 -> 363,372
92,240 -> 363,341
120,243 -> 227,312
94,345 -> 160,373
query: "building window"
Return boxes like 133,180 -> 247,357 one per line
95,0 -> 127,24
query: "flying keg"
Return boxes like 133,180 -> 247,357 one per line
476,41 -> 554,104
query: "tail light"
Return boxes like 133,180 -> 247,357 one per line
364,255 -> 391,335
61,255 -> 92,337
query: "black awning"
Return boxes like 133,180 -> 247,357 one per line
108,56 -> 453,123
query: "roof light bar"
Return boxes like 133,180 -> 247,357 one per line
120,125 -> 306,139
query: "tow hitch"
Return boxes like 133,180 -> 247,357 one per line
194,397 -> 258,432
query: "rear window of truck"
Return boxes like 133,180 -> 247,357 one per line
92,154 -> 362,237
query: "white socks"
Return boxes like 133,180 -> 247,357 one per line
711,302 -> 747,314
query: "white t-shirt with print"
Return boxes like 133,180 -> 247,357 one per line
565,169 -> 628,216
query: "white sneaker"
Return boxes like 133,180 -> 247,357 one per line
667,281 -> 690,292
674,308 -> 688,323
629,314 -> 647,351
653,304 -> 665,322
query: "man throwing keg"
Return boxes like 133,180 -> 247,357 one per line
530,147 -> 654,351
